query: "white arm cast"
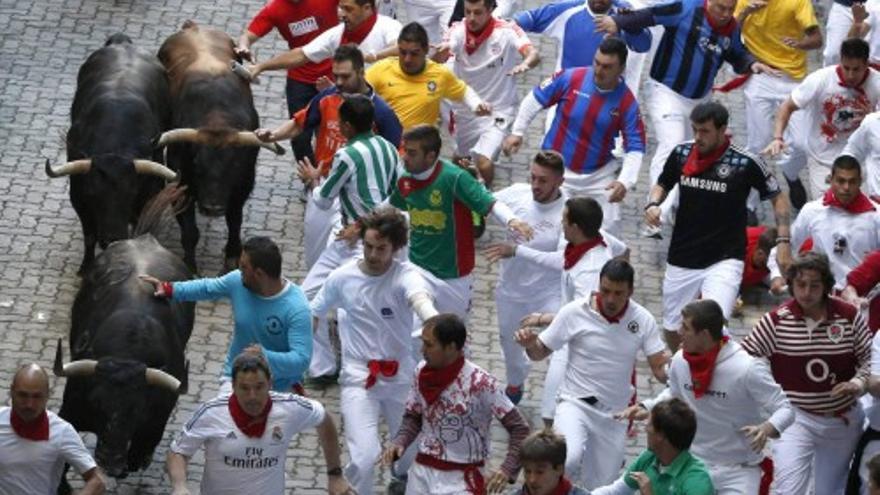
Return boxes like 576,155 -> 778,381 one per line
510,92 -> 543,136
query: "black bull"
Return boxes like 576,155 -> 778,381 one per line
45,33 -> 178,275
55,235 -> 194,486
157,21 -> 284,274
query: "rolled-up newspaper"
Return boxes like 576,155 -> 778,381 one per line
230,61 -> 258,84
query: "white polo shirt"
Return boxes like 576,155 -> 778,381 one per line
843,111 -> 880,198
170,393 -> 325,495
445,19 -> 533,114
539,295 -> 665,410
791,197 -> 880,288
302,15 -> 401,64
0,408 -> 96,495
310,258 -> 429,387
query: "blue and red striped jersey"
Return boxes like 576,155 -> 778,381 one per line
533,67 -> 646,174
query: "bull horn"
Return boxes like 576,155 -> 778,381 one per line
45,158 -> 92,178
155,129 -> 202,148
133,160 -> 178,181
53,338 -> 98,377
234,131 -> 286,155
145,367 -> 183,394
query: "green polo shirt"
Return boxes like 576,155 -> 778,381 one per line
623,449 -> 714,495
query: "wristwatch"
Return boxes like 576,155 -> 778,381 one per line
644,201 -> 661,211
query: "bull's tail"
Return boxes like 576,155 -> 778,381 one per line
133,184 -> 189,236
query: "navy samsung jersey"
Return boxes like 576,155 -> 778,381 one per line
514,0 -> 652,70
533,67 -> 646,173
612,0 -> 755,99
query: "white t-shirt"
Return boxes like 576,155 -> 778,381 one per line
791,198 -> 880,288
302,15 -> 402,64
310,258 -> 429,386
0,408 -> 96,495
843,111 -> 880,198
539,295 -> 665,410
867,331 -> 880,429
170,393 -> 325,495
405,360 -> 514,464
493,184 -> 566,301
444,19 -> 533,114
791,66 -> 880,166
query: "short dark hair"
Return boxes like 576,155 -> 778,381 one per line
358,206 -> 408,250
333,44 -> 365,72
651,398 -> 697,452
532,150 -> 565,175
599,259 -> 635,288
520,429 -> 567,468
231,351 -> 272,382
757,227 -> 777,254
242,236 -> 282,279
681,299 -> 726,341
597,36 -> 628,66
425,313 -> 467,350
339,94 -> 375,134
403,124 -> 442,156
352,0 -> 376,7
565,197 -> 603,238
690,101 -> 729,129
868,454 -> 880,488
832,154 -> 862,179
786,252 -> 835,300
464,0 -> 498,9
399,22 -> 429,49
840,37 -> 870,61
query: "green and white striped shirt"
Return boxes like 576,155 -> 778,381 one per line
314,132 -> 401,222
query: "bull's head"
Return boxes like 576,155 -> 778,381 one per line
53,338 -> 187,477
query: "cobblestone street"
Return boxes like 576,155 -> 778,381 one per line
0,0 -> 801,492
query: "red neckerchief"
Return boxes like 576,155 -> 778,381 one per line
682,137 -> 730,177
823,189 -> 876,214
10,409 -> 49,441
837,65 -> 869,95
396,161 -> 442,198
340,12 -> 378,46
682,336 -> 729,399
524,476 -> 572,495
595,292 -> 629,324
563,236 -> 605,270
465,18 -> 500,55
365,359 -> 399,389
228,394 -> 273,438
418,355 -> 465,406
703,0 -> 737,36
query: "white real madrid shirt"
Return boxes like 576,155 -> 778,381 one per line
170,393 -> 325,495
0,408 -> 96,495
538,295 -> 665,410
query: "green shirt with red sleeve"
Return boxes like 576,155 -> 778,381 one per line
622,449 -> 714,495
390,159 -> 495,280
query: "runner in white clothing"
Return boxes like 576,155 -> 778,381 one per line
843,111 -> 880,199
309,207 -> 439,495
0,363 -> 105,495
617,300 -> 794,494
167,352 -> 353,495
436,0 -> 539,185
516,260 -> 668,489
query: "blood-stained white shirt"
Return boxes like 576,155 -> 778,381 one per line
404,360 -> 515,464
0,408 -> 96,495
170,393 -> 325,495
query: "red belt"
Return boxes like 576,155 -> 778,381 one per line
415,453 -> 485,495
365,359 -> 399,389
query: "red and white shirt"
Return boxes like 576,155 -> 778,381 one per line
742,298 -> 872,415
0,408 -> 96,495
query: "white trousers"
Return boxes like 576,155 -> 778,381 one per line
561,164 -> 622,235
496,292 -> 560,388
341,381 -> 416,495
662,259 -> 744,330
410,268 -> 472,363
743,72 -> 800,155
824,2 -> 854,66
772,406 -> 864,495
303,197 -> 340,270
403,0 -> 456,44
706,462 -> 762,495
553,397 -> 627,489
405,462 -> 481,494
541,346 -> 568,420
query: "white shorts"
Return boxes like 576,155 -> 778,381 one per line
553,396 -> 627,489
561,164 -> 621,234
706,462 -> 762,495
454,112 -> 512,163
405,461 -> 483,494
662,258 -> 744,330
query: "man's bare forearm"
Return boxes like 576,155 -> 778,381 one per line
772,194 -> 791,237
316,414 -> 344,471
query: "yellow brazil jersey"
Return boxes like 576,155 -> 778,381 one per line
735,0 -> 818,80
366,58 -> 468,130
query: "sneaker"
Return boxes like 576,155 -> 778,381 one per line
505,385 -> 524,405
787,178 -> 807,210
387,474 -> 407,495
641,224 -> 662,240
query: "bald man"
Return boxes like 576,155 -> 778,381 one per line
0,363 -> 105,494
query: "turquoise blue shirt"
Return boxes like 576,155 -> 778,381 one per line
171,271 -> 312,391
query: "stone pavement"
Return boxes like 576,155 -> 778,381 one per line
0,0 -> 806,493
